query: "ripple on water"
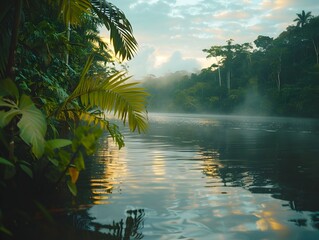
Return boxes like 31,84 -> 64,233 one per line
76,113 -> 319,239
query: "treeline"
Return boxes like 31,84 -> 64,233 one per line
143,12 -> 319,117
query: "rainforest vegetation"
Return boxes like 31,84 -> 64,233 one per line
0,0 -> 148,237
0,1 -> 318,238
143,11 -> 319,117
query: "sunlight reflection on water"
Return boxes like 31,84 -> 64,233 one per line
78,113 -> 319,239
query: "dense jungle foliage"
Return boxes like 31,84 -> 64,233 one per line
143,12 -> 319,117
0,0 -> 148,238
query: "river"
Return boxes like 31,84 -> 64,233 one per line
72,112 -> 319,240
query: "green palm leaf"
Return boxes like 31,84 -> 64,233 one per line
51,0 -> 138,60
90,0 -> 138,60
78,110 -> 125,148
63,56 -> 148,133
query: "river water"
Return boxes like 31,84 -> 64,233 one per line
74,113 -> 319,240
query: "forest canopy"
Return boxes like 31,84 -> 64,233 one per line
142,12 -> 319,118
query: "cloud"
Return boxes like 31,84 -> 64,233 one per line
155,51 -> 201,75
127,48 -> 201,79
124,45 -> 157,79
111,0 -> 319,78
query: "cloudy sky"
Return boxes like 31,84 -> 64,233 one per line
104,0 -> 319,79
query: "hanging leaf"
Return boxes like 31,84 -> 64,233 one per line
17,94 -> 47,158
46,139 -> 72,150
19,163 -> 33,178
33,201 -> 55,224
74,151 -> 85,171
68,167 -> 79,183
0,225 -> 12,236
67,180 -> 78,196
47,157 -> 59,167
0,157 -> 14,167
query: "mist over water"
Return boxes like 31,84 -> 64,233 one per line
230,89 -> 270,116
71,112 -> 319,239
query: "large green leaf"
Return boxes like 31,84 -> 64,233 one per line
46,139 -> 72,150
0,89 -> 47,158
17,95 -> 47,158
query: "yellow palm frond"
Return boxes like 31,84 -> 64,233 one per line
78,110 -> 125,148
52,0 -> 92,26
62,56 -> 148,133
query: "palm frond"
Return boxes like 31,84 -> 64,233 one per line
62,57 -> 148,133
75,74 -> 148,132
51,0 -> 92,26
78,110 -> 125,148
90,0 -> 138,61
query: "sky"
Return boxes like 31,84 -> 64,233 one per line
102,0 -> 319,79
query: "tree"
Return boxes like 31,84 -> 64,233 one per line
303,16 -> 319,65
294,10 -> 313,28
254,35 -> 273,52
204,39 -> 252,90
0,0 -> 138,80
203,46 -> 223,86
0,1 -> 148,235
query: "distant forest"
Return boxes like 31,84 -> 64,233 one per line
142,11 -> 319,118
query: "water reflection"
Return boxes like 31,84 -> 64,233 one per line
88,137 -> 128,205
151,151 -> 166,177
77,113 -> 319,239
58,208 -> 145,240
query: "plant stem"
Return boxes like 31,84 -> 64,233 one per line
5,0 -> 23,80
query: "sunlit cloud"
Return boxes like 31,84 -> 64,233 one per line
214,10 -> 251,20
113,0 -> 319,78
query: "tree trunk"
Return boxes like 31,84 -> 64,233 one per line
277,72 -> 281,92
218,67 -> 221,87
3,0 -> 23,161
227,70 -> 231,90
66,20 -> 71,66
5,0 -> 22,80
312,39 -> 319,65
65,0 -> 71,75
276,55 -> 281,92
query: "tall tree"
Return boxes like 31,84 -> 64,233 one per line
294,10 -> 313,28
203,46 -> 223,86
204,39 -> 252,90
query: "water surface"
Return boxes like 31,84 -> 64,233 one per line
76,113 -> 319,239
